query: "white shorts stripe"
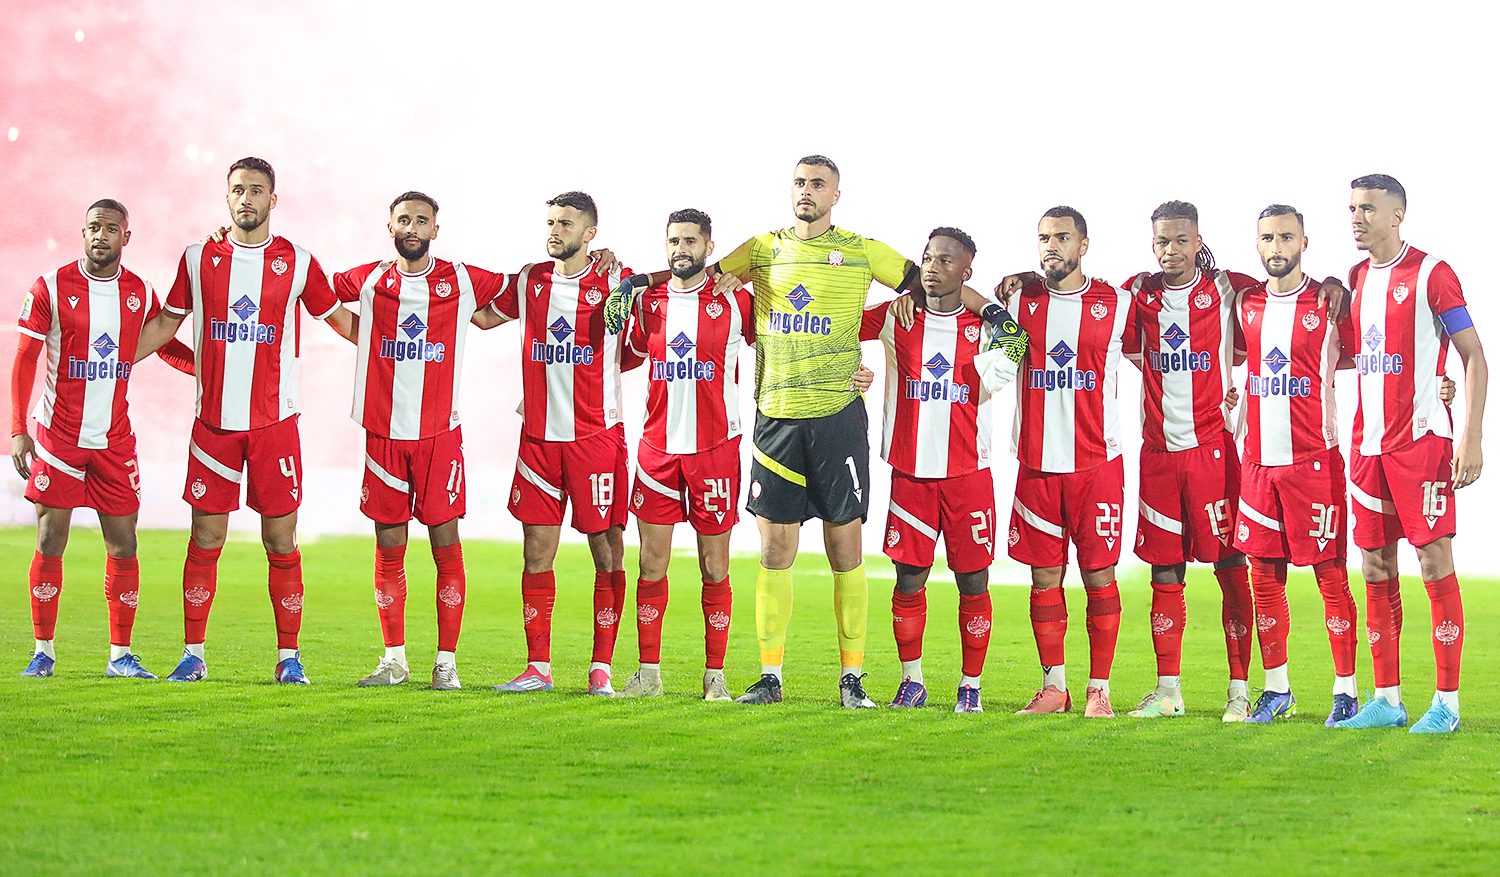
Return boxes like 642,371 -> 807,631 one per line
364,453 -> 410,492
34,443 -> 86,481
636,467 -> 682,501
1237,498 -> 1282,532
190,440 -> 243,483
516,457 -> 563,501
1139,500 -> 1184,535
1015,500 -> 1065,538
1349,481 -> 1396,515
889,501 -> 939,542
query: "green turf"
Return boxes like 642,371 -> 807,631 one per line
1,525 -> 1497,875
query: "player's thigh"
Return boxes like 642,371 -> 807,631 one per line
411,428 -> 466,527
938,468 -> 996,574
631,441 -> 688,528
1181,435 -> 1240,563
185,418 -> 247,514
361,432 -> 417,525
1385,435 -> 1457,548
1065,456 -> 1124,570
24,428 -> 89,513
510,434 -> 565,526
1008,465 -> 1068,568
1135,446 -> 1192,566
82,435 -> 142,519
1349,448 -> 1404,551
244,415 -> 302,518
884,471 -> 939,570
1277,449 -> 1348,567
805,400 -> 870,524
1233,460 -> 1291,561
746,412 -> 810,524
681,436 -> 741,535
561,426 -> 628,534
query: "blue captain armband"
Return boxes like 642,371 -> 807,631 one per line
1438,306 -> 1473,336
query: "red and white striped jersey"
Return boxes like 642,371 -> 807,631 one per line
490,259 -> 636,443
1012,278 -> 1135,473
17,261 -> 159,449
625,278 -> 753,455
1350,244 -> 1467,455
165,235 -> 338,432
1125,269 -> 1252,452
334,259 -> 507,441
861,302 -> 992,478
1237,277 -> 1356,467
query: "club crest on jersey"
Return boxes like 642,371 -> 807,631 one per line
434,280 -> 452,298
211,295 -> 277,345
126,293 -> 142,312
1302,312 -> 1321,331
769,284 -> 831,335
585,289 -> 603,306
32,473 -> 50,492
1194,292 -> 1213,310
381,314 -> 446,362
886,528 -> 900,547
438,586 -> 464,608
828,250 -> 844,266
1356,325 -> 1402,375
705,301 -> 724,319
279,594 -> 303,614
965,324 -> 981,343
1090,302 -> 1108,321
1393,281 -> 1410,304
1435,619 -> 1461,644
532,316 -> 595,365
1030,340 -> 1097,392
32,583 -> 58,601
191,478 -> 207,500
270,257 -> 288,276
906,353 -> 970,403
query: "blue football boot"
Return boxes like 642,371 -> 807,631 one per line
1409,697 -> 1460,734
274,651 -> 310,685
165,649 -> 207,682
1324,693 -> 1359,727
106,653 -> 157,679
1334,692 -> 1407,729
20,652 -> 55,677
889,677 -> 928,708
1244,690 -> 1297,723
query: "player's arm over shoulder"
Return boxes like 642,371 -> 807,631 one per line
864,238 -> 917,293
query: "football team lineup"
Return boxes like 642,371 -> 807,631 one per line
8,154 -> 1487,734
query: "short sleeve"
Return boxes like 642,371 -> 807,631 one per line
1428,261 -> 1467,314
717,238 -> 756,279
300,255 -> 339,319
625,294 -> 649,357
164,251 -> 193,315
332,266 -> 366,304
735,288 -> 755,346
1335,307 -> 1359,358
490,268 -> 521,320
17,277 -> 51,340
143,281 -> 162,322
860,302 -> 891,342
466,266 -> 512,310
865,239 -> 914,290
1120,289 -> 1141,351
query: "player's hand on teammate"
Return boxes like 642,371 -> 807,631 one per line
1439,374 -> 1457,403
1318,277 -> 1350,321
889,294 -> 916,329
207,226 -> 231,243
1224,386 -> 1240,411
712,271 -> 745,297
604,275 -> 645,335
589,248 -> 620,276
851,364 -> 874,392
11,432 -> 36,480
994,271 -> 1042,306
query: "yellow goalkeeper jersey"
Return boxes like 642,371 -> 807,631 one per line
719,226 -> 911,419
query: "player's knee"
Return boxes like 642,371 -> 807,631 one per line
955,570 -> 989,596
104,533 -> 138,558
1151,563 -> 1187,584
35,527 -> 68,557
1416,540 -> 1454,581
1213,553 -> 1246,570
1360,551 -> 1396,583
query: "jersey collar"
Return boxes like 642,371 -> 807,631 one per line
75,260 -> 121,282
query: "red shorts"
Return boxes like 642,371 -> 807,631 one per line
630,437 -> 741,536
1350,434 -> 1456,550
24,426 -> 140,517
1008,456 -> 1125,569
1233,448 -> 1347,566
509,425 -> 628,534
1135,431 -> 1240,565
884,468 -> 995,574
362,427 -> 466,526
185,415 -> 302,517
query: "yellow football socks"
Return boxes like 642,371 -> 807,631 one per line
832,564 -> 868,672
755,564 -> 794,669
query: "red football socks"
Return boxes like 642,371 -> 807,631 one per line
1249,557 -> 1290,670
182,541 -> 222,644
635,577 -> 668,664
591,570 -> 627,664
432,542 -> 466,653
521,571 -> 556,663
266,549 -> 303,650
700,577 -> 732,670
1425,573 -> 1463,692
892,588 -> 927,663
29,551 -> 63,640
957,591 -> 993,679
1029,586 -> 1067,668
1149,582 -> 1186,676
1084,581 -> 1121,680
1365,577 -> 1403,688
374,544 -> 408,647
1214,564 -> 1253,681
103,555 -> 140,647
1313,560 -> 1358,678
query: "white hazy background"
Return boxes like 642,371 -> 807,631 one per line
2,1 -> 1495,578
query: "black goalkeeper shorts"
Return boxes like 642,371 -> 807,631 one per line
746,397 -> 870,525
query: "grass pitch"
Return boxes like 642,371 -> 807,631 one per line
1,526 -> 1497,875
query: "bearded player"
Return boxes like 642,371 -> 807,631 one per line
859,228 -> 1025,713
613,209 -> 753,701
1233,204 -> 1363,725
607,156 -> 1005,708
477,192 -> 637,696
1337,174 -> 1488,733
11,200 -> 195,678
1007,207 -> 1136,719
331,192 -> 510,691
136,157 -> 357,684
